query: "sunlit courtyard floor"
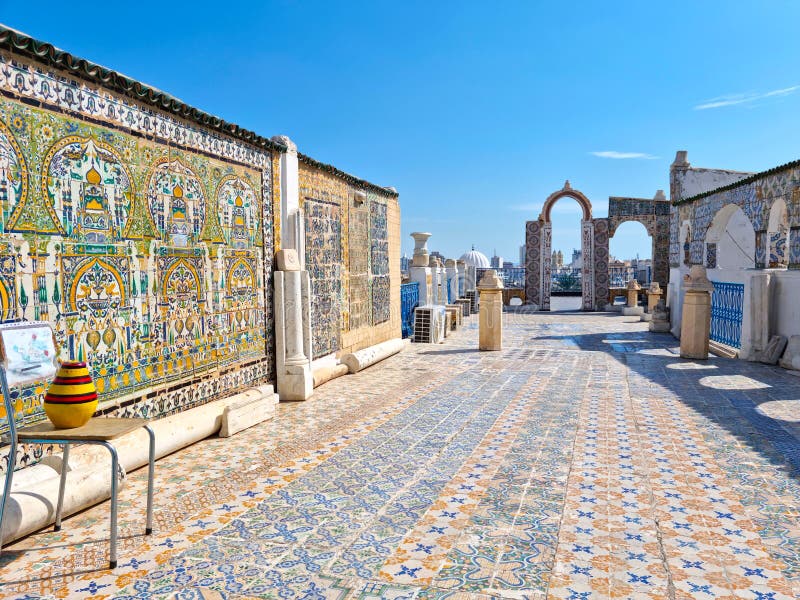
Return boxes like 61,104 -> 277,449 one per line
3,311 -> 800,599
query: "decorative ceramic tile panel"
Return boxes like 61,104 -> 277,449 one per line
348,199 -> 370,330
593,218 -> 609,309
0,72 -> 274,470
372,275 -> 390,325
789,227 -> 800,269
706,242 -> 717,268
369,197 -> 389,324
524,220 -> 541,306
304,198 -> 342,357
369,199 -> 389,277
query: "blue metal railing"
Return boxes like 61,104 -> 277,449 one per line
401,282 -> 420,339
710,281 -> 744,348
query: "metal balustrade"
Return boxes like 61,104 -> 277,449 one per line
710,281 -> 744,349
401,282 -> 420,339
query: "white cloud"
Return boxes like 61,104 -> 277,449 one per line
694,85 -> 799,110
590,151 -> 659,160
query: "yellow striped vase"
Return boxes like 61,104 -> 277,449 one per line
44,361 -> 98,428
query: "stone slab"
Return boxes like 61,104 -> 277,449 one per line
779,335 -> 800,370
220,392 -> 278,438
761,335 -> 788,365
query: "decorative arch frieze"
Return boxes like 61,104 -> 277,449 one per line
526,181 -> 596,311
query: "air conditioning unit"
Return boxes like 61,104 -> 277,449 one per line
413,305 -> 447,343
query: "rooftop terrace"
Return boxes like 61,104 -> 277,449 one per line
2,311 -> 800,599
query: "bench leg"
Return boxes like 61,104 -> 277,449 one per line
0,440 -> 14,553
101,442 -> 119,569
54,443 -> 70,532
145,425 -> 155,535
0,369 -> 16,554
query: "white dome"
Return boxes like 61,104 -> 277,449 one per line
459,248 -> 490,268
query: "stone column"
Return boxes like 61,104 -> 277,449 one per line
429,256 -> 445,305
478,269 -> 503,351
626,279 -> 641,307
622,279 -> 643,316
271,135 -> 304,268
646,282 -> 663,312
680,266 -> 714,359
456,260 -> 466,297
274,249 -> 313,400
445,259 -> 458,303
409,232 -> 433,306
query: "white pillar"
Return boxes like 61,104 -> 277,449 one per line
274,249 -> 313,400
272,135 -> 303,267
445,259 -> 458,303
456,260 -> 466,297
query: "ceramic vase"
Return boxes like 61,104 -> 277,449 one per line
44,361 -> 98,428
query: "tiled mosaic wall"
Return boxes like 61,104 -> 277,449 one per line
370,194 -> 390,324
304,198 -> 343,357
524,220 -> 541,307
0,53 -> 275,465
607,196 -> 671,286
671,167 -> 800,269
300,162 -> 396,359
593,218 -> 610,309
348,198 -> 370,331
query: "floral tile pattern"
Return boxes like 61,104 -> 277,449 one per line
3,313 -> 800,599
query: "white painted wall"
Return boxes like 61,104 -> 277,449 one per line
715,209 -> 755,269
704,268 -> 768,361
674,167 -> 750,199
768,270 -> 800,339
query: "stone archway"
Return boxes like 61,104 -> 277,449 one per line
525,181 -> 595,311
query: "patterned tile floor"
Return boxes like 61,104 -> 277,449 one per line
2,311 -> 800,599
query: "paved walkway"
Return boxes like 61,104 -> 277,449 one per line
3,312 -> 800,599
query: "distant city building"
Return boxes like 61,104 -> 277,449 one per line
400,253 -> 411,273
519,245 -> 525,267
551,250 -> 564,268
569,249 -> 582,269
502,261 -> 514,270
430,251 -> 446,263
459,246 -> 490,268
490,250 -> 503,269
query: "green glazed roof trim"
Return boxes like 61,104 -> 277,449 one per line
673,158 -> 800,207
298,153 -> 398,198
0,25 -> 287,153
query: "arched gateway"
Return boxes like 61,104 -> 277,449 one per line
524,181 -> 609,311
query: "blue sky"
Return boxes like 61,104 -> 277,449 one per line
3,1 -> 799,263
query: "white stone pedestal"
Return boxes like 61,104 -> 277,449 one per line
410,266 -> 434,306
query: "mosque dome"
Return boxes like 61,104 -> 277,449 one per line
459,246 -> 490,268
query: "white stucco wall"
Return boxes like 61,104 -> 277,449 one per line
768,270 -> 800,339
715,209 -> 755,269
674,167 -> 751,200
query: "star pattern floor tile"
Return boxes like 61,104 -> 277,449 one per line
2,312 -> 800,599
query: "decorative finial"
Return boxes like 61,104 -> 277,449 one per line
564,180 -> 571,190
